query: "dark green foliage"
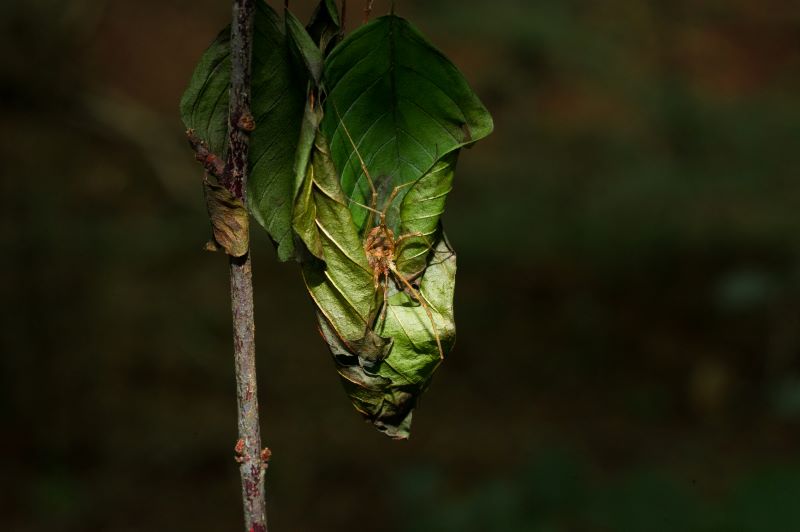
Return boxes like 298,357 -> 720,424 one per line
181,3 -> 492,438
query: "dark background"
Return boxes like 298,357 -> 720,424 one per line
2,0 -> 800,530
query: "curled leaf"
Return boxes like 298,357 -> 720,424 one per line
315,235 -> 456,439
292,14 -> 489,438
295,130 -> 458,437
204,179 -> 249,257
306,0 -> 342,56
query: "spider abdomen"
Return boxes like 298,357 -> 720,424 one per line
364,224 -> 396,272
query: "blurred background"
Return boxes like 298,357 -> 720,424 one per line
2,0 -> 800,530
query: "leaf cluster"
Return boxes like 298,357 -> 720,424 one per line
180,1 -> 492,438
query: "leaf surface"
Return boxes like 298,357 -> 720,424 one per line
315,234 -> 456,439
321,15 -> 493,235
286,9 -> 324,86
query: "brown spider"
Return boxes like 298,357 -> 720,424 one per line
336,110 -> 444,360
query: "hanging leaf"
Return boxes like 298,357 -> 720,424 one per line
293,118 -> 455,439
285,6 -> 330,254
321,15 -> 493,237
306,160 -> 458,437
306,0 -> 342,56
316,234 -> 457,439
179,1 -> 307,261
286,10 -> 324,86
297,129 -> 377,338
290,15 -> 490,438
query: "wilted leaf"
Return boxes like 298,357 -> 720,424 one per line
180,2 -> 307,261
204,179 -> 249,257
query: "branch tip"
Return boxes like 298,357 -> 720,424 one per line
187,129 -> 225,178
363,0 -> 374,24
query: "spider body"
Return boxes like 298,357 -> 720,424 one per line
362,213 -> 442,360
364,223 -> 396,287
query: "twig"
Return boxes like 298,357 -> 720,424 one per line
363,0 -> 374,23
187,129 -> 225,178
225,1 -> 268,531
341,0 -> 347,32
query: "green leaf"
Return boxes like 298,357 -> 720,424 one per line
395,151 -> 458,277
298,130 -> 377,339
378,234 -> 456,383
290,102 -> 323,257
321,15 -> 494,235
306,0 -> 342,55
179,2 -> 307,261
315,234 -> 457,439
179,27 -> 230,156
286,9 -> 323,86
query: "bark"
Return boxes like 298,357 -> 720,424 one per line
224,1 -> 268,531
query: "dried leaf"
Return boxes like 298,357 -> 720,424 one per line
203,179 -> 249,257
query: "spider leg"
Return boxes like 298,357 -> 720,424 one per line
381,181 -> 414,212
333,106 -> 425,228
377,181 -> 421,224
379,269 -> 390,328
332,102 -> 379,218
394,231 -> 452,273
349,197 -> 384,218
388,263 -> 444,360
394,231 -> 426,246
372,264 -> 381,289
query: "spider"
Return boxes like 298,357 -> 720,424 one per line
335,110 -> 445,361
